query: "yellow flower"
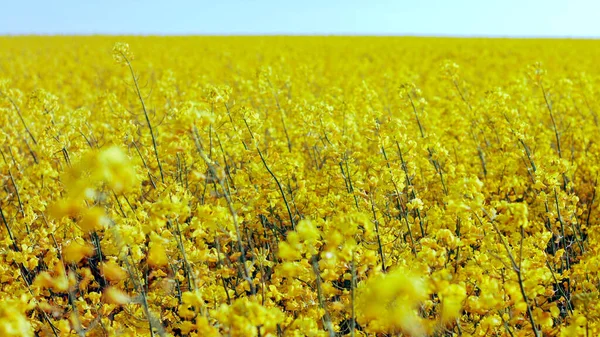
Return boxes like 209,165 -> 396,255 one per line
104,287 -> 131,305
79,206 -> 110,232
112,42 -> 134,65
0,296 -> 34,337
95,146 -> 139,193
6,35 -> 600,337
62,240 -> 95,263
357,267 -> 429,335
33,263 -> 69,293
101,260 -> 128,283
148,242 -> 169,268
440,283 -> 466,322
47,198 -> 84,219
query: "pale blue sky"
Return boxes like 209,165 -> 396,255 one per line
1,0 -> 598,37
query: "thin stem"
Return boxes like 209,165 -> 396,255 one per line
257,146 -> 296,230
192,127 -> 256,296
0,90 -> 38,146
120,53 -> 164,183
267,78 -> 292,152
8,170 -> 26,230
0,202 -> 19,251
132,140 -> 157,189
381,146 -> 417,256
452,79 -> 473,111
479,210 -> 540,336
350,252 -> 356,337
540,83 -> 561,159
396,141 -> 426,237
310,254 -> 335,337
370,193 -> 386,272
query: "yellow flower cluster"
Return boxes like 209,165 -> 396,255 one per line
0,296 -> 34,337
1,36 -> 600,336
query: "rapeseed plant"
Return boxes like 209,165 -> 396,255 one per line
1,36 -> 600,336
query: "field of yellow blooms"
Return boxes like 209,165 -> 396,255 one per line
1,36 -> 600,336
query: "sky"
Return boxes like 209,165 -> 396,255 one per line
0,0 -> 598,37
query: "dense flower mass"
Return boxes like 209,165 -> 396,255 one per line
1,36 -> 600,336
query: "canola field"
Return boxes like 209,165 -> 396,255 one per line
1,36 -> 600,336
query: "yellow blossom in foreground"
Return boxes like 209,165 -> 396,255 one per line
147,241 -> 169,268
100,260 -> 128,282
0,296 -> 34,337
62,240 -> 95,263
357,267 -> 430,336
33,263 -> 69,293
440,283 -> 467,322
79,206 -> 110,232
214,298 -> 284,337
104,287 -> 131,305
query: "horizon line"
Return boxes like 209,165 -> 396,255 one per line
1,33 -> 599,40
